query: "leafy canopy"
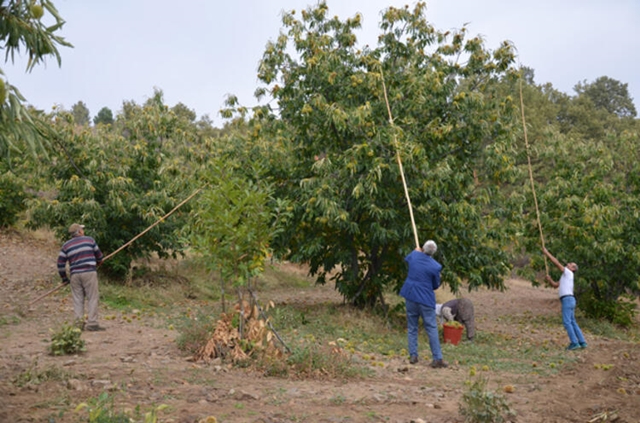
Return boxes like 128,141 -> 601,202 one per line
28,90 -> 197,278
0,0 -> 72,156
227,2 -> 521,307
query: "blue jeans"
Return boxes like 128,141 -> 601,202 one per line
561,296 -> 585,345
406,299 -> 443,360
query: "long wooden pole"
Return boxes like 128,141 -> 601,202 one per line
30,185 -> 206,306
380,68 -> 420,249
518,76 -> 549,275
29,283 -> 66,306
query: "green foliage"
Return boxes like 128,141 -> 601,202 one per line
75,392 -> 131,423
226,1 -> 520,307
575,76 -> 637,118
0,0 -> 72,156
459,377 -> 516,423
579,292 -> 637,328
0,170 -> 29,227
189,156 -> 287,295
93,106 -> 114,125
519,118 -> 640,324
27,89 -> 197,278
49,322 -> 85,355
71,101 -> 90,126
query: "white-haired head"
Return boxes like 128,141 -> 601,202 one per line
422,240 -> 437,256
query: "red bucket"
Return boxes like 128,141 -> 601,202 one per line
443,324 -> 463,345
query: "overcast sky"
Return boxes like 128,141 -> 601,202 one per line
4,0 -> 639,124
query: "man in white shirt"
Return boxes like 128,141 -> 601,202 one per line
542,247 -> 587,351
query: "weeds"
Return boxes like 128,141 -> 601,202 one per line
75,392 -> 169,423
459,376 -> 516,423
49,322 -> 85,355
75,392 -> 130,423
173,308 -> 218,354
0,315 -> 20,326
12,359 -> 71,387
281,342 -> 371,379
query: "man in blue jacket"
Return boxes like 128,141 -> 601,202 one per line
400,240 -> 448,368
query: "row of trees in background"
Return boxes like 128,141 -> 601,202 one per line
1,1 -> 638,325
70,101 -> 114,126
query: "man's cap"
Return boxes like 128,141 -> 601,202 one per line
68,223 -> 85,234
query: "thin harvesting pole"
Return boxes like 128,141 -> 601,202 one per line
380,67 -> 420,249
28,283 -> 66,306
518,76 -> 549,275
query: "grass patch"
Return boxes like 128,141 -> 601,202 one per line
260,341 -> 373,380
0,315 -> 20,327
580,316 -> 640,342
270,302 -> 407,359
12,359 -> 73,387
442,332 -> 577,376
259,261 -> 315,290
173,307 -> 219,355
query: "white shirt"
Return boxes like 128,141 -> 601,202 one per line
435,304 -> 443,316
558,267 -> 574,298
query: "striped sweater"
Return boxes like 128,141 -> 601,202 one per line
57,235 -> 104,279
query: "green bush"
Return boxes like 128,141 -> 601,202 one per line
579,291 -> 637,328
49,322 -> 86,355
0,171 -> 29,227
459,377 -> 515,423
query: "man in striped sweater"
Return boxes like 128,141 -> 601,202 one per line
57,223 -> 105,331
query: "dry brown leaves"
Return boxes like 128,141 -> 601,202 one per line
193,300 -> 283,363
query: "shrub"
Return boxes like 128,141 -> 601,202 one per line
49,322 -> 85,355
0,171 -> 29,227
459,376 -> 516,423
579,291 -> 637,328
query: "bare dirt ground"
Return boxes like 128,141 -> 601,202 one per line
1,228 -> 639,423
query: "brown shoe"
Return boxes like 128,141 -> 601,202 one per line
409,355 -> 418,364
85,325 -> 106,332
430,359 -> 448,368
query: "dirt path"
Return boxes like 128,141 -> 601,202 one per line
1,229 -> 639,423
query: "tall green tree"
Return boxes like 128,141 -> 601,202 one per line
510,72 -> 640,325
93,106 -> 114,125
71,101 -> 90,126
0,0 -> 71,156
575,76 -> 637,118
228,2 -> 520,307
520,128 -> 640,325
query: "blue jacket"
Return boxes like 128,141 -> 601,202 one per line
399,250 -> 442,308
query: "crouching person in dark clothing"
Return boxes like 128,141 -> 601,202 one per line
441,298 -> 475,341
